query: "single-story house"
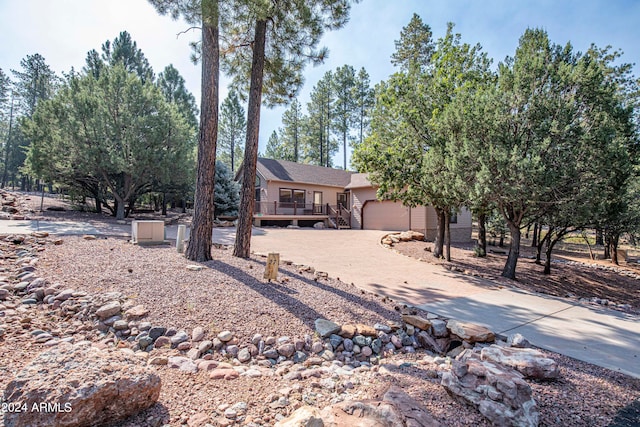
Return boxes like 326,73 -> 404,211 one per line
239,158 -> 472,242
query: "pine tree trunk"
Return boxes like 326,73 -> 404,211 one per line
609,234 -> 619,265
531,223 -> 539,247
186,3 -> 219,262
502,221 -> 521,279
234,19 -> 267,259
543,238 -> 558,275
595,228 -> 604,246
433,207 -> 445,259
477,211 -> 487,257
161,192 -> 167,216
444,210 -> 451,262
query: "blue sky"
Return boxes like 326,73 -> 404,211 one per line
1,0 -> 639,167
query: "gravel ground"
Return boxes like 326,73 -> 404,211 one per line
0,236 -> 629,426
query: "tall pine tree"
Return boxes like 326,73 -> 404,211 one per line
218,89 -> 246,173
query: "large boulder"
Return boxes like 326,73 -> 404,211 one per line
3,342 -> 161,427
276,386 -> 441,427
481,345 -> 560,380
441,356 -> 539,427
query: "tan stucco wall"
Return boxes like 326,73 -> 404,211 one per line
260,181 -> 346,214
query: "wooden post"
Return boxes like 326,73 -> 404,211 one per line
176,224 -> 186,253
264,253 -> 279,281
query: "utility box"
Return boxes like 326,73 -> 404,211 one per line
132,220 -> 165,245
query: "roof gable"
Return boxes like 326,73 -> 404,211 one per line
256,158 -> 354,188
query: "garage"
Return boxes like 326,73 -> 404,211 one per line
362,200 -> 410,231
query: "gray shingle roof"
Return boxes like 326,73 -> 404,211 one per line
256,158 -> 354,188
345,173 -> 375,189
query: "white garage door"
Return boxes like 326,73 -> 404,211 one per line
363,201 -> 410,231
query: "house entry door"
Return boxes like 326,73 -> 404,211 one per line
337,193 -> 348,209
313,192 -> 323,214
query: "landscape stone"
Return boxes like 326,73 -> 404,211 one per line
218,330 -> 233,342
238,348 -> 252,363
417,331 -> 444,355
507,333 -> 531,348
329,333 -> 343,349
177,341 -> 192,351
441,356 -> 539,427
356,324 -> 377,336
339,324 -> 356,338
402,314 -> 432,331
279,386 -> 441,427
95,301 -> 121,319
168,356 -> 198,373
292,351 -> 307,363
481,345 -> 560,380
124,304 -> 149,319
148,326 -> 166,340
277,343 -> 296,358
374,323 -> 392,333
226,345 -> 239,357
446,320 -> 495,343
430,319 -> 448,338
154,336 -> 171,348
3,342 -> 160,427
315,318 -> 341,338
170,330 -> 189,346
191,326 -> 206,342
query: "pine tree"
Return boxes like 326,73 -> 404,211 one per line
157,64 -> 198,129
218,89 -> 246,173
353,67 -> 374,147
279,98 -> 303,162
214,160 -> 239,218
264,130 -> 286,160
303,72 -> 338,167
332,65 -> 356,169
390,13 -> 434,72
11,54 -> 58,117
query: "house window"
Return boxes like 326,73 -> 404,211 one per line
279,188 -> 306,206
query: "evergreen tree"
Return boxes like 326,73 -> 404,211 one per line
304,72 -> 338,167
353,67 -> 374,147
24,64 -> 193,220
391,13 -> 434,72
10,54 -> 58,190
264,130 -> 285,160
214,160 -> 239,218
11,54 -> 57,118
332,64 -> 356,169
157,64 -> 198,129
279,98 -> 303,162
92,31 -> 155,83
218,89 -> 246,172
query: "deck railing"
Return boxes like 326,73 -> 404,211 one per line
254,201 -> 327,216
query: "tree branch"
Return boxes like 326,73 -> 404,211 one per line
176,27 -> 201,38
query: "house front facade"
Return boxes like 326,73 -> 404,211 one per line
240,158 -> 472,242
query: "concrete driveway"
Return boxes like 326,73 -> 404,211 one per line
228,227 -> 640,378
